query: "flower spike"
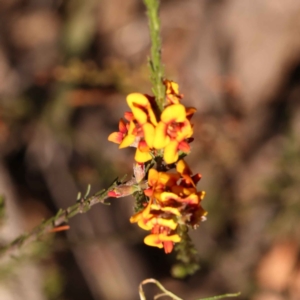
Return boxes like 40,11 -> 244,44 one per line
108,80 -> 206,254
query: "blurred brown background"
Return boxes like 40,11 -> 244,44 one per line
0,0 -> 300,299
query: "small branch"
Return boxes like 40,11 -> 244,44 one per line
139,278 -> 241,300
143,0 -> 165,111
0,178 -> 124,261
139,278 -> 183,300
197,292 -> 241,300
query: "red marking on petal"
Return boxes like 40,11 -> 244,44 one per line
151,224 -> 160,234
144,188 -> 153,197
192,173 -> 202,185
119,119 -> 127,133
124,111 -> 134,121
108,132 -> 123,144
138,140 -> 150,152
178,140 -> 190,153
186,137 -> 194,143
163,241 -> 174,254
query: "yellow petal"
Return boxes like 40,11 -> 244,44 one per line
179,193 -> 199,205
135,148 -> 152,163
148,106 -> 158,126
176,159 -> 192,175
137,218 -> 153,231
142,123 -> 155,148
144,234 -> 164,249
119,134 -> 135,148
158,172 -> 180,187
164,80 -> 181,105
176,120 -> 193,141
108,132 -> 122,144
153,122 -> 169,149
127,93 -> 149,109
127,120 -> 136,135
126,93 -> 157,126
161,104 -> 186,123
153,191 -> 163,201
129,200 -> 152,224
148,169 -> 159,187
126,93 -> 148,124
170,185 -> 196,197
160,206 -> 181,216
133,108 -> 147,125
151,218 -> 178,230
158,233 -> 181,243
160,191 -> 180,202
149,203 -> 161,211
166,80 -> 179,95
130,211 -> 142,223
163,140 -> 179,164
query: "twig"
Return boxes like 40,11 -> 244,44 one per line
143,0 -> 165,111
197,292 -> 241,300
139,278 -> 241,300
0,177 -> 125,261
139,278 -> 183,300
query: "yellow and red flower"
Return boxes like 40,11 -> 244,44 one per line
108,116 -> 135,147
129,159 -> 206,252
108,93 -> 159,163
164,80 -> 182,105
130,200 -> 181,253
108,81 -> 207,253
153,104 -> 195,164
176,159 -> 202,188
144,168 -> 180,200
108,80 -> 196,165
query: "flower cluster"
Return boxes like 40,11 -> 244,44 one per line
130,159 -> 206,253
108,80 -> 195,164
108,80 -> 207,253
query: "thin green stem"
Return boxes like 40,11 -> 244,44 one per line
139,278 -> 240,300
197,292 -> 241,300
139,278 -> 183,300
0,177 -> 125,261
143,0 -> 165,111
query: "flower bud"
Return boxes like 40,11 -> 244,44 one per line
108,185 -> 137,198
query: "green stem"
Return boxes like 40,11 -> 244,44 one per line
139,278 -> 240,300
197,292 -> 241,300
143,0 -> 165,111
0,178 -> 125,261
139,278 -> 183,300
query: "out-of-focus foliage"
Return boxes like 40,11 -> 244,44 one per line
0,0 -> 300,300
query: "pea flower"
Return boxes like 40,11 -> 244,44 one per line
129,159 -> 206,253
143,168 -> 180,201
164,79 -> 182,104
130,200 -> 181,253
107,81 -> 207,254
108,93 -> 158,163
108,80 -> 197,165
153,104 -> 194,164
